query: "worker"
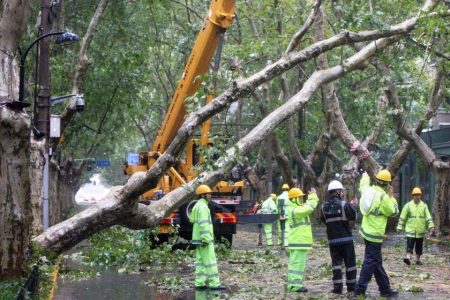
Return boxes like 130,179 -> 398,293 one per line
190,185 -> 226,290
397,187 -> 435,265
287,187 -> 319,293
353,170 -> 399,298
261,193 -> 278,247
277,184 -> 290,247
321,180 -> 358,294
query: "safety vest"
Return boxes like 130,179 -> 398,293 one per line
358,173 -> 399,243
261,197 -> 278,214
190,198 -> 214,244
397,200 -> 434,238
288,193 -> 319,250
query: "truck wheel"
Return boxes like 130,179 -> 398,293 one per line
179,200 -> 197,223
217,234 -> 233,247
148,232 -> 169,249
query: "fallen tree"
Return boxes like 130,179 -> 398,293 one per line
33,1 -> 449,253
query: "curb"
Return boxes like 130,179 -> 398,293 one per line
48,255 -> 62,300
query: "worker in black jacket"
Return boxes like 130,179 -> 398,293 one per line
321,180 -> 358,295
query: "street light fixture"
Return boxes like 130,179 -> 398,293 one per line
13,30 -> 80,231
50,94 -> 84,112
6,31 -> 80,110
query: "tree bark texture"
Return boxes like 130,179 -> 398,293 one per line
433,168 -> 450,233
0,0 -> 34,279
0,108 -> 32,278
29,139 -> 45,235
49,158 -> 82,226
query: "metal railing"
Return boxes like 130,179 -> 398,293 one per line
16,265 -> 39,300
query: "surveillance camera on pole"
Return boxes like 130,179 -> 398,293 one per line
75,94 -> 85,112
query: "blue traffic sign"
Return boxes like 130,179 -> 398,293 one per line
96,160 -> 111,168
127,153 -> 140,165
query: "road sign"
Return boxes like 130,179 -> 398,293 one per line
96,160 -> 111,168
127,153 -> 140,165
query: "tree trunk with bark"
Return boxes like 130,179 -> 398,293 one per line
29,140 -> 45,234
433,167 -> 450,233
0,0 -> 34,279
0,108 -> 32,278
49,158 -> 82,225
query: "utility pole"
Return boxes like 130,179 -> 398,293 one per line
36,0 -> 52,230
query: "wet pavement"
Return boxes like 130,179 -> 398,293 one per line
52,224 -> 450,300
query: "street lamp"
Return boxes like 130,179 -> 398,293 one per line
7,31 -> 80,110
14,31 -> 79,231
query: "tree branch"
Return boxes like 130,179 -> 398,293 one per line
58,0 -> 110,137
285,0 -> 322,54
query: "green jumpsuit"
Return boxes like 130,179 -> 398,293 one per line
261,196 -> 278,246
190,198 -> 221,288
287,193 -> 319,291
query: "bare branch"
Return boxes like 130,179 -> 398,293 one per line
285,0 -> 322,54
386,62 -> 448,171
407,37 -> 450,61
58,0 -> 110,137
167,0 -> 203,21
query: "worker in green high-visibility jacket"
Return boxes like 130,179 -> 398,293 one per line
286,187 -> 319,293
354,170 -> 399,298
190,185 -> 226,291
261,193 -> 278,246
397,187 -> 435,265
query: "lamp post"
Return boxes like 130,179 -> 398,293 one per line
17,29 -> 79,230
5,31 -> 79,110
18,31 -> 80,104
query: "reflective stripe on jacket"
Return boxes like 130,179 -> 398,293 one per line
358,173 -> 399,243
288,193 -> 319,250
190,198 -> 214,244
321,196 -> 357,245
397,200 -> 434,238
261,197 -> 278,214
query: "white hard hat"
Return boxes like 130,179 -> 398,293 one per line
328,180 -> 344,191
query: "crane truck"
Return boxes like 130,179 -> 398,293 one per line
124,0 -> 242,245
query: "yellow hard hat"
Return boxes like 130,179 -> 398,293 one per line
288,188 -> 305,199
270,193 -> 277,200
375,169 -> 392,183
411,187 -> 422,195
282,184 -> 289,190
196,184 -> 212,195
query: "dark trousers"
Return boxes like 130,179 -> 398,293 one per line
329,243 -> 357,292
354,239 -> 391,296
406,237 -> 423,255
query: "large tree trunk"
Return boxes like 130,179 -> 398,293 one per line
433,168 -> 450,234
49,158 -> 81,225
0,0 -> 34,279
0,108 -> 32,278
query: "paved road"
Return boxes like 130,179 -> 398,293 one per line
53,224 -> 450,300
